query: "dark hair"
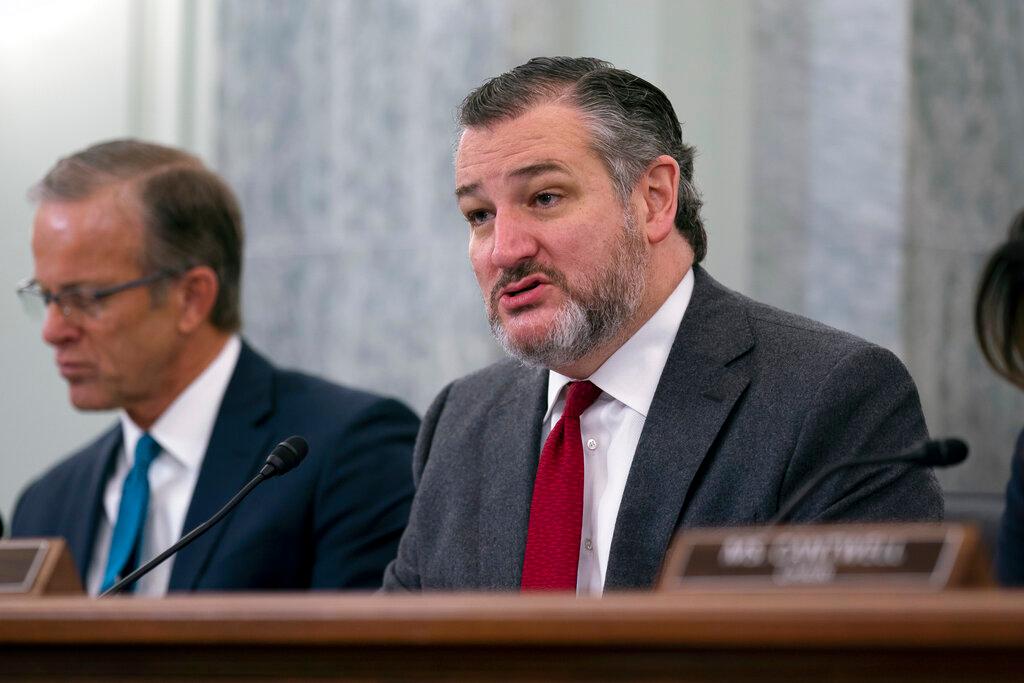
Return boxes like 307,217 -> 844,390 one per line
976,209 -> 1024,389
30,139 -> 244,331
458,56 -> 706,262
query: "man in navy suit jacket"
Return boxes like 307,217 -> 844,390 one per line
11,139 -> 417,594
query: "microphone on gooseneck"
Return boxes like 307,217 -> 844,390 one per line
101,436 -> 309,597
768,438 -> 968,526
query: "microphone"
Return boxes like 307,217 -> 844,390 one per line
768,438 -> 967,526
259,435 -> 306,477
101,436 -> 309,597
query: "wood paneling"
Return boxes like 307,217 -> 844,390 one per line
1,591 -> 1022,680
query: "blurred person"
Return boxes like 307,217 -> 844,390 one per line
383,57 -> 942,593
11,140 -> 418,595
975,208 -> 1024,586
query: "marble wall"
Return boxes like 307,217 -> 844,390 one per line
751,0 -> 909,355
903,0 -> 1024,491
751,0 -> 1024,491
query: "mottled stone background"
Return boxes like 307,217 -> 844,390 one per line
903,0 -> 1024,490
217,0 -> 527,413
749,0 -> 1024,492
216,0 -> 1024,494
752,0 -> 909,357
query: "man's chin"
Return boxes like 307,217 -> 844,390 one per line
489,302 -> 591,367
491,325 -> 579,369
67,387 -> 117,412
495,307 -> 558,340
498,325 -> 555,355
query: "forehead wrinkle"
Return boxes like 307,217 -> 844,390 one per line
456,159 -> 575,201
507,161 -> 572,181
455,104 -> 601,202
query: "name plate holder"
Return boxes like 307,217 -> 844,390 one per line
658,523 -> 992,591
0,538 -> 83,597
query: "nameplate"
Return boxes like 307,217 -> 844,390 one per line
0,539 -> 83,597
0,540 -> 49,593
658,523 -> 991,590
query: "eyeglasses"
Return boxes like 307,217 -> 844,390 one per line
16,271 -> 179,321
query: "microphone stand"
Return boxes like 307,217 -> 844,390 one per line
101,436 -> 308,597
767,438 -> 967,526
101,472 -> 268,597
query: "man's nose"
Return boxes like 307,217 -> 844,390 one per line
490,210 -> 539,269
41,302 -> 80,346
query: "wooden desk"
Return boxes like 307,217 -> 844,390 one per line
2,591 -> 1023,681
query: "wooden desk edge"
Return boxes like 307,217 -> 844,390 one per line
2,590 -> 1023,648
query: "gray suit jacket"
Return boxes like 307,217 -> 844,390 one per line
384,266 -> 943,591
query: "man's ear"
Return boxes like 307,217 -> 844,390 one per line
637,154 -> 680,244
174,266 -> 219,334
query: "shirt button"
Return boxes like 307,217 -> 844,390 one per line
587,438 -> 598,450
584,538 -> 593,551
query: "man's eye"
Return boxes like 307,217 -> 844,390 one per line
533,192 -> 560,207
60,291 -> 92,310
465,210 -> 493,226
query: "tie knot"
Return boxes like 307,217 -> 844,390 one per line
134,433 -> 161,470
562,381 -> 602,419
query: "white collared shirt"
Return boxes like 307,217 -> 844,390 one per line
543,269 -> 694,596
86,335 -> 242,596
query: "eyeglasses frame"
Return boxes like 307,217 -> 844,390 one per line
16,270 -> 182,320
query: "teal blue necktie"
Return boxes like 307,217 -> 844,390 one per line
100,433 -> 161,593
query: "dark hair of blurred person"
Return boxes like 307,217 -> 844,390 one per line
976,208 -> 1024,586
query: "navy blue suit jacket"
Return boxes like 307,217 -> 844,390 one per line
997,429 -> 1024,586
11,342 -> 418,591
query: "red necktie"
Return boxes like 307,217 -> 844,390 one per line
521,380 -> 603,591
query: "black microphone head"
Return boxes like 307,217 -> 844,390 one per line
263,436 -> 309,477
919,438 -> 969,467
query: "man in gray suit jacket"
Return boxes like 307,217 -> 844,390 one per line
384,57 -> 942,593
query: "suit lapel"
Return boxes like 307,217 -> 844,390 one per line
168,342 -> 275,590
69,427 -> 122,581
605,267 -> 754,589
478,366 -> 548,589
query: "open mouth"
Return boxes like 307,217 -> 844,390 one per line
497,275 -> 551,310
501,275 -> 546,298
506,280 -> 541,297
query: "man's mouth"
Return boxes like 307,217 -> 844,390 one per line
500,275 -> 547,299
490,263 -> 569,315
56,358 -> 93,380
496,275 -> 554,311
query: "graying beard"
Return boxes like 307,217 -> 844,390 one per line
487,216 -> 646,369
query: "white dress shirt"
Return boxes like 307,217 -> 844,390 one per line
86,335 -> 242,596
543,269 -> 694,596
